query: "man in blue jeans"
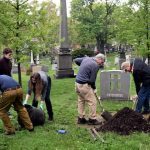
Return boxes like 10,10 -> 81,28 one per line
121,58 -> 150,114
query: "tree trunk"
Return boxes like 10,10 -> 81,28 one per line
96,36 -> 105,54
16,0 -> 22,86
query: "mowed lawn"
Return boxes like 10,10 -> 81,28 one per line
0,53 -> 149,150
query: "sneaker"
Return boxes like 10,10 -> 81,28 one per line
88,119 -> 102,125
77,117 -> 88,124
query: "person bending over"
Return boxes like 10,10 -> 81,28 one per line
74,53 -> 105,125
24,71 -> 53,121
0,75 -> 33,135
121,58 -> 150,114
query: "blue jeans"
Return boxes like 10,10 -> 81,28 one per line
136,85 -> 150,113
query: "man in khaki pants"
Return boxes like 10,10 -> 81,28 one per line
74,53 -> 105,125
0,75 -> 33,135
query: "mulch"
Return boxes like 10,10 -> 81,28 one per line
96,107 -> 150,135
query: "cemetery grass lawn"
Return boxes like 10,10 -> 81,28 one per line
0,54 -> 149,150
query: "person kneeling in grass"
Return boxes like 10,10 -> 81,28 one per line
0,75 -> 33,135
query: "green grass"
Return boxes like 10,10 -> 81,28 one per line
0,53 -> 149,150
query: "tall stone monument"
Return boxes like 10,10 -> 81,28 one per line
55,0 -> 74,78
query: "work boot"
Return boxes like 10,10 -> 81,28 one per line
77,117 -> 88,124
28,128 -> 34,132
48,116 -> 53,121
88,119 -> 102,125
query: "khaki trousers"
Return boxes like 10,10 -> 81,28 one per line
0,88 -> 33,134
75,83 -> 97,119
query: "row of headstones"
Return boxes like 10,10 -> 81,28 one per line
12,54 -> 132,101
12,65 -> 49,74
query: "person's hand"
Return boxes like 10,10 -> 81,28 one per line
131,95 -> 138,101
23,100 -> 28,105
39,101 -> 44,110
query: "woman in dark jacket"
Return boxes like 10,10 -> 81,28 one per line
24,71 -> 53,121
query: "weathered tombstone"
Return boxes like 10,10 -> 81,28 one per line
114,56 -> 119,65
32,65 -> 42,73
41,66 -> 49,72
12,65 -> 18,74
52,64 -> 57,70
100,70 -> 130,100
32,65 -> 49,73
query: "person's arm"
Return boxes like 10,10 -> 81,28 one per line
23,94 -> 31,104
23,80 -> 32,104
88,66 -> 99,89
74,57 -> 84,66
133,71 -> 142,94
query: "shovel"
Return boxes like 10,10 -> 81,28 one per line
95,93 -> 112,121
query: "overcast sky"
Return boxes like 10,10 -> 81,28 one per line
29,0 -> 128,15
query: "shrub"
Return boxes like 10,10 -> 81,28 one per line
71,48 -> 94,59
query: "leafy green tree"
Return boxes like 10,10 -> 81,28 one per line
0,0 -> 32,85
128,0 -> 150,60
70,0 -> 120,53
27,0 -> 59,60
0,0 -> 59,85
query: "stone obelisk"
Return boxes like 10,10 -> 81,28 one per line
55,0 -> 74,78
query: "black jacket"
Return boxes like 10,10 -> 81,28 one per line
0,57 -> 12,76
132,58 -> 150,94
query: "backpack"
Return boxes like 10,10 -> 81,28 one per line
18,104 -> 45,127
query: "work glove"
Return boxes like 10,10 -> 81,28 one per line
23,100 -> 28,105
131,95 -> 138,101
39,101 -> 44,110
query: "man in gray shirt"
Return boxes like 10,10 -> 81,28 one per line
74,53 -> 105,125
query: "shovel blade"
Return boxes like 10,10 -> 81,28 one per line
101,111 -> 112,121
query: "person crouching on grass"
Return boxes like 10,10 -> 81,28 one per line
0,75 -> 33,135
24,71 -> 54,121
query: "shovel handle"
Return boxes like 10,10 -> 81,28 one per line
94,93 -> 105,112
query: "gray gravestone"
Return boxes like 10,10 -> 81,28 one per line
41,66 -> 49,72
32,65 -> 49,73
100,70 -> 130,100
52,64 -> 57,70
12,65 -> 18,74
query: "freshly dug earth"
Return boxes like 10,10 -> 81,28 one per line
96,107 -> 150,135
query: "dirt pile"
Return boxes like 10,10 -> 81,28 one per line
96,107 -> 150,135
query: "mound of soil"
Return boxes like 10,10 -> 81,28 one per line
96,107 -> 150,135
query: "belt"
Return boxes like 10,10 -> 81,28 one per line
4,86 -> 21,92
76,80 -> 87,84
